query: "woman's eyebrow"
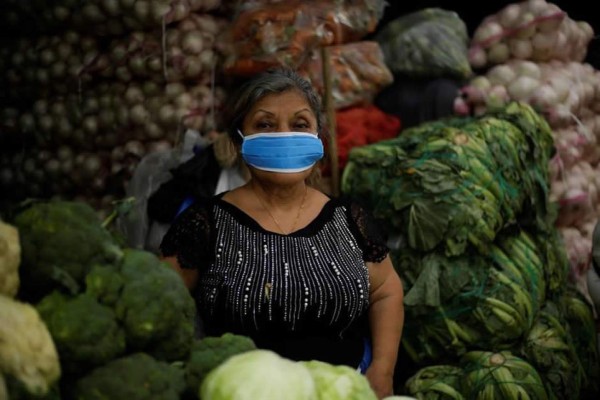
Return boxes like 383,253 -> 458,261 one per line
294,108 -> 311,115
252,109 -> 275,116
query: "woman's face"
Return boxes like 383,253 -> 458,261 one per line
241,89 -> 318,136
240,90 -> 320,186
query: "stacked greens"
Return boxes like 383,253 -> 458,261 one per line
342,102 -> 555,256
342,102 -> 599,399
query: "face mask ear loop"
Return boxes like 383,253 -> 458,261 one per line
237,129 -> 245,141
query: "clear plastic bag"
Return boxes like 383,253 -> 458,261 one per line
116,130 -> 205,252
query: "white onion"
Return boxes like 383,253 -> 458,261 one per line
513,60 -> 541,80
530,84 -> 559,108
130,104 -> 149,125
486,85 -> 509,109
487,43 -> 510,64
182,32 -> 204,55
507,75 -> 539,101
508,38 -> 532,59
468,47 -> 487,69
124,86 -> 144,105
473,20 -> 504,45
537,4 -> 564,32
514,13 -> 536,39
498,4 -> 522,29
145,122 -> 164,139
487,64 -> 515,86
526,0 -> 549,16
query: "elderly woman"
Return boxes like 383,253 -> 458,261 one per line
160,68 -> 404,398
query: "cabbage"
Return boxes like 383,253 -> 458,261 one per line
301,360 -> 377,400
199,350 -> 317,400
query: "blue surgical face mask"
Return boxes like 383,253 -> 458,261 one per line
238,130 -> 324,173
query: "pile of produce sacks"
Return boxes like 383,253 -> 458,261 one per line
459,0 -> 600,300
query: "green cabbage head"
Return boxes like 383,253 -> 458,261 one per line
301,360 -> 377,400
200,350 -> 317,400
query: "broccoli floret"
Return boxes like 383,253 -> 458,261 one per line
85,249 -> 196,362
74,353 -> 185,400
0,295 -> 61,397
185,333 -> 256,398
85,264 -> 124,307
36,291 -> 126,375
12,201 -> 122,302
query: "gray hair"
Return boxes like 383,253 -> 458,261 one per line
223,68 -> 323,144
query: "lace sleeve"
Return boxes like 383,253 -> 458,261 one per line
159,201 -> 212,270
348,201 -> 389,263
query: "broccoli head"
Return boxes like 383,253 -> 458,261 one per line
85,249 -> 196,362
12,200 -> 122,302
0,295 -> 61,397
36,291 -> 126,375
74,353 -> 186,400
185,333 -> 256,398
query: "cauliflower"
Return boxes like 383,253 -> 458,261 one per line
0,220 -> 20,297
74,353 -> 186,400
86,249 -> 196,361
0,295 -> 60,397
12,201 -> 122,302
185,333 -> 256,397
36,291 -> 126,375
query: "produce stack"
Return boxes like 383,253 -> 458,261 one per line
0,0 -> 229,214
460,0 -> 600,296
341,102 -> 599,398
0,201 -> 387,399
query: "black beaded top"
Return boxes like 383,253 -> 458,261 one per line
160,194 -> 389,366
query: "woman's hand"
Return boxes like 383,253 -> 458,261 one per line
365,363 -> 394,399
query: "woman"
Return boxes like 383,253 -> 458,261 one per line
160,68 -> 404,398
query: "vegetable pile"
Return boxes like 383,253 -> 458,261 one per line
0,4 -> 229,214
459,0 -> 600,303
468,0 -> 593,69
342,102 -> 599,398
1,0 -> 222,36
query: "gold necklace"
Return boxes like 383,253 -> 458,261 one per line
254,186 -> 308,235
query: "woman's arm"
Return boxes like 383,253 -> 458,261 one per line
162,256 -> 199,290
366,255 -> 404,399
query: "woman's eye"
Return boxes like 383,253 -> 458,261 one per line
294,121 -> 310,130
256,122 -> 271,129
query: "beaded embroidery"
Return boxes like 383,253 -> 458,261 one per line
161,197 -> 388,338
